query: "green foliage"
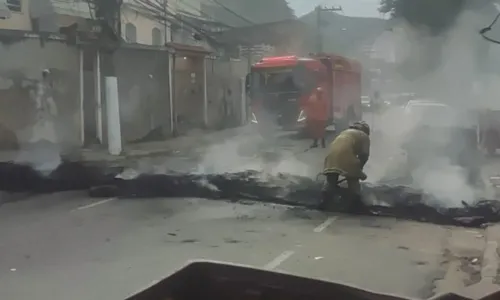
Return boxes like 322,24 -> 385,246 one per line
379,0 -> 466,34
379,0 -> 500,34
378,0 -> 500,80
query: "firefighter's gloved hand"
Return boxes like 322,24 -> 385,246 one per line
359,172 -> 367,181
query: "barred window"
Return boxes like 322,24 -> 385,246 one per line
6,0 -> 21,12
152,27 -> 162,45
125,23 -> 137,43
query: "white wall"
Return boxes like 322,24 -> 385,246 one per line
0,0 -> 32,30
0,38 -> 80,148
121,3 -> 171,45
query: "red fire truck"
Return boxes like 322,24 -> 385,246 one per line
246,54 -> 362,132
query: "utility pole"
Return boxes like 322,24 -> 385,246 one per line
92,0 -> 122,76
162,0 -> 168,43
161,0 -> 175,136
91,0 -> 123,155
315,5 -> 342,54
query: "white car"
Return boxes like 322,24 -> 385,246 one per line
404,99 -> 448,111
404,99 -> 477,130
404,100 -> 453,118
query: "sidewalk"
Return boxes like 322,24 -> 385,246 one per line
435,224 -> 500,299
461,224 -> 500,299
77,126 -> 249,164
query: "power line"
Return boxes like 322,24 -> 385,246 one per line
208,0 -> 255,25
134,0 -> 211,31
130,0 -> 272,62
480,12 -> 500,44
133,0 -> 223,45
175,0 -> 235,33
177,0 -> 217,23
315,5 -> 342,53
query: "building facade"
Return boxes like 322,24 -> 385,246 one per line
0,0 -> 31,30
121,0 -> 170,45
0,0 -> 249,153
0,0 -> 171,46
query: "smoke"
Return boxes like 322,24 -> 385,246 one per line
13,78 -> 64,174
195,131 -> 315,178
368,9 -> 495,207
411,158 -> 475,206
191,130 -> 323,201
14,140 -> 62,175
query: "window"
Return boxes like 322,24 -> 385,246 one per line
6,0 -> 21,13
152,27 -> 162,46
125,23 -> 137,43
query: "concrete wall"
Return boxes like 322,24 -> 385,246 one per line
113,47 -> 171,143
174,54 -> 204,133
0,37 -> 80,150
206,57 -> 248,129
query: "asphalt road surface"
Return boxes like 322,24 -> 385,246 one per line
2,126 -> 500,300
0,192 -> 499,300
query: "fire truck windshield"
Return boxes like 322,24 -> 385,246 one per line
252,67 -> 302,94
247,66 -> 316,129
251,67 -> 314,94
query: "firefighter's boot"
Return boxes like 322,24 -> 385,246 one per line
347,193 -> 368,214
311,139 -> 319,148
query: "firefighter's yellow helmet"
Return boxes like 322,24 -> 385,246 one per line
349,121 -> 370,136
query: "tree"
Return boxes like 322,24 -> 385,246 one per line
379,0 -> 500,34
379,0 -> 466,35
379,0 -> 499,80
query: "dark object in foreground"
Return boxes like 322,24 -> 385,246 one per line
1,162 -> 500,228
124,260 -> 481,300
0,161 -> 120,193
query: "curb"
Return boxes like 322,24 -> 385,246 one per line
78,127 -> 248,166
462,225 -> 500,299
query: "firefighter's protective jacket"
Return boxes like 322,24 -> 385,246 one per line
304,90 -> 328,121
324,128 -> 370,178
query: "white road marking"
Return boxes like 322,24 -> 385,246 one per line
313,216 -> 337,233
73,198 -> 116,211
264,250 -> 295,270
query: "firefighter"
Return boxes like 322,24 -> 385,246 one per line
371,90 -> 381,112
305,87 -> 328,148
321,121 -> 371,211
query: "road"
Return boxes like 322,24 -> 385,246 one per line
0,192 -> 499,299
1,126 -> 500,300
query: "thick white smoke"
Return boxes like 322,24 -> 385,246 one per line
367,10 -> 498,207
196,131 -> 315,178
118,9 -> 498,208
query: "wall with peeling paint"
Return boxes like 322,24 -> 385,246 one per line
0,37 -> 80,150
206,58 -> 248,129
174,54 -> 204,133
113,47 -> 171,143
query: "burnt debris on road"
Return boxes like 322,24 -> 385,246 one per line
1,161 -> 499,228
